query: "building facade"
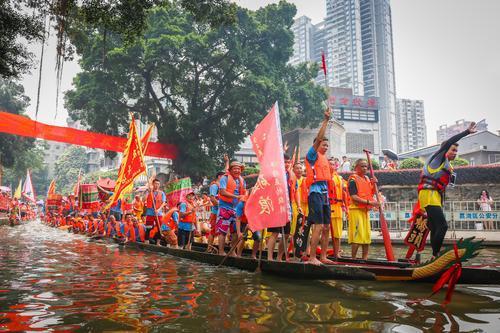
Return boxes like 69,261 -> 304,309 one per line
396,98 -> 427,153
291,0 -> 398,151
290,16 -> 314,66
437,119 -> 488,143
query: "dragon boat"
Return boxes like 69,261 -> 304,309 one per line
85,234 -> 499,284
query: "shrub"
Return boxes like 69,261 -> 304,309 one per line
399,158 -> 424,170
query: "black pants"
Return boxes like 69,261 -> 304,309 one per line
425,205 -> 448,256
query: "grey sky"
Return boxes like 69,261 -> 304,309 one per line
21,0 -> 500,145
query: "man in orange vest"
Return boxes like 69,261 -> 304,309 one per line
329,157 -> 346,257
347,159 -> 379,260
143,179 -> 167,241
132,195 -> 144,221
207,171 -> 225,252
304,108 -> 334,265
216,161 -> 246,255
178,192 -> 198,249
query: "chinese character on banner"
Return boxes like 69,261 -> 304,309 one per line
340,97 -> 349,105
352,97 -> 362,107
328,95 -> 337,104
367,98 -> 376,108
246,102 -> 290,232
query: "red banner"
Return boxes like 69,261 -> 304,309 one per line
0,111 -> 177,159
246,102 -> 290,232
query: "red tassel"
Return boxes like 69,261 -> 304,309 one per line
430,243 -> 463,305
321,52 -> 327,76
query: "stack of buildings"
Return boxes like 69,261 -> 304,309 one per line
288,0 -> 427,158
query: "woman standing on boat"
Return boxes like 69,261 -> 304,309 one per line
417,121 -> 477,257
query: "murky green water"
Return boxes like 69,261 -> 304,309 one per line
1,221 -> 499,332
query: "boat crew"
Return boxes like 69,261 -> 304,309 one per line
178,192 -> 198,250
417,121 -> 477,257
304,108 -> 334,265
347,159 -> 378,260
216,161 -> 246,255
329,157 -> 346,258
143,179 -> 167,241
132,195 -> 144,221
206,171 -> 225,252
233,196 -> 261,258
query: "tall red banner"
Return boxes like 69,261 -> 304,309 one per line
0,111 -> 177,159
246,102 -> 290,232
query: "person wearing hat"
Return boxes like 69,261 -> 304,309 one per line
206,171 -> 225,252
216,161 -> 247,255
178,192 -> 198,249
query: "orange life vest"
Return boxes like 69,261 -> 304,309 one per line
218,174 -> 246,203
162,208 -> 179,231
305,150 -> 332,188
145,191 -> 165,209
348,174 -> 374,209
180,202 -> 196,223
97,220 -> 105,234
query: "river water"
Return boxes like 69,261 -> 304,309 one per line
1,221 -> 499,332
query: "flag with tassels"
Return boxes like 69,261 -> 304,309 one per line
106,115 -> 147,208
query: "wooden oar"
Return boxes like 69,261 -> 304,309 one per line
218,225 -> 248,267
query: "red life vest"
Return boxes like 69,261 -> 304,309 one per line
218,174 -> 246,203
97,220 -> 105,234
348,174 -> 374,209
145,191 -> 165,209
136,224 -> 146,242
305,150 -> 331,188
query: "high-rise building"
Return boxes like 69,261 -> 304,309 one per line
289,16 -> 313,66
396,98 -> 427,152
290,0 -> 398,152
436,119 -> 488,143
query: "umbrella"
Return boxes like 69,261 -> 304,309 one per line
382,149 -> 399,161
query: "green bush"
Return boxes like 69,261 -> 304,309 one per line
399,158 -> 424,170
451,157 -> 469,167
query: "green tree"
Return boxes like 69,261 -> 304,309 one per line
451,157 -> 469,167
54,146 -> 88,194
0,0 -> 236,79
0,78 -> 36,177
65,1 -> 326,178
2,141 -> 49,197
83,169 -> 119,184
399,158 -> 424,170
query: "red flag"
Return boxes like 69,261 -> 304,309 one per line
106,116 -> 147,208
246,102 -> 290,232
321,51 -> 327,77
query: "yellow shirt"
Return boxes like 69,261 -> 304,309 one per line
331,173 -> 344,218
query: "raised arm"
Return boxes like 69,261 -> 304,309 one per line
428,122 -> 477,167
313,108 -> 331,151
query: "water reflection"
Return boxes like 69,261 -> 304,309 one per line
0,221 -> 499,332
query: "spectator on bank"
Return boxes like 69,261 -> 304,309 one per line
341,156 -> 351,172
382,155 -> 397,170
478,190 -> 494,230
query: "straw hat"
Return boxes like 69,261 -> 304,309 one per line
229,161 -> 245,171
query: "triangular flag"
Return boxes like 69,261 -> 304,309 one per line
14,179 -> 22,199
22,170 -> 36,202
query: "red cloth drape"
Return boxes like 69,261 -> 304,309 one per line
0,111 -> 177,159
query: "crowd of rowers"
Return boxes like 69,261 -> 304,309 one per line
43,109 -> 477,265
6,197 -> 38,222
42,109 -> 382,266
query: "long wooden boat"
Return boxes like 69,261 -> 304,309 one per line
84,234 -> 500,284
91,236 -> 376,280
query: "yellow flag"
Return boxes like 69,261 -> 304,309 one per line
14,179 -> 22,199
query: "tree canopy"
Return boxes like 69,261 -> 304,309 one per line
0,0 -> 237,79
65,1 -> 326,177
54,146 -> 87,194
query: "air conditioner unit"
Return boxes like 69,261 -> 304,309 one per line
479,145 -> 487,150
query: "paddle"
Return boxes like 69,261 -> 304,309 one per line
218,225 -> 248,267
363,149 -> 395,262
